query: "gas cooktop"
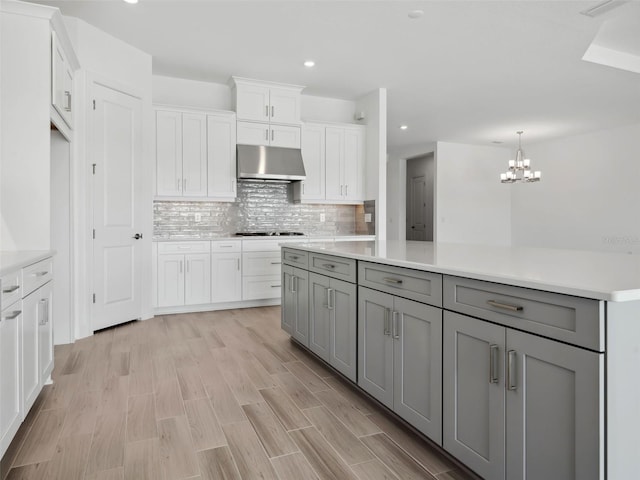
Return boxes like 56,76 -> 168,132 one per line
234,231 -> 305,237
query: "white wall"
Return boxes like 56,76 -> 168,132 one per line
153,75 -> 232,110
512,123 -> 640,254
302,95 -> 356,124
64,16 -> 154,337
436,142 -> 512,246
356,88 -> 387,239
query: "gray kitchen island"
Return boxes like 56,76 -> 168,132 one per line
280,240 -> 640,480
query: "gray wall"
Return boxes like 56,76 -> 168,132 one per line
154,181 -> 358,239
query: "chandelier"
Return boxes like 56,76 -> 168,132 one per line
500,131 -> 541,183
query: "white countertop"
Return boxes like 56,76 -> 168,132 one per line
288,240 -> 640,302
153,234 -> 375,242
0,251 -> 55,276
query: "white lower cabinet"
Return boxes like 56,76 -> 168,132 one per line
242,251 -> 282,300
309,272 -> 357,381
358,286 -> 442,443
0,301 -> 22,455
282,265 -> 309,346
21,290 -> 41,415
157,242 -> 211,307
443,310 -> 603,480
211,252 -> 242,303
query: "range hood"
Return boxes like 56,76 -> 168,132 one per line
237,145 -> 306,182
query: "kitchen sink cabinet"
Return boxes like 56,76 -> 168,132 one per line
211,251 -> 242,303
443,310 -> 602,480
358,286 -> 443,443
157,243 -> 211,308
282,265 -> 309,346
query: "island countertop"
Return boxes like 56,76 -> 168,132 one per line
283,240 -> 640,302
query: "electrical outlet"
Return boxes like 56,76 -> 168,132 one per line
194,213 -> 202,223
320,213 -> 326,222
364,213 -> 372,223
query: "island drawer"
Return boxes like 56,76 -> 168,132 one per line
282,248 -> 308,268
359,261 -> 442,307
22,257 -> 53,297
158,241 -> 210,254
308,253 -> 356,283
443,275 -> 604,351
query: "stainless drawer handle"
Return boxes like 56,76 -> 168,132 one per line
322,263 -> 335,269
271,284 -> 281,288
177,246 -> 191,250
220,245 -> 233,248
507,350 -> 517,391
271,261 -> 282,265
487,300 -> 523,312
392,311 -> 401,339
383,277 -> 403,285
383,308 -> 392,336
33,271 -> 49,277
290,256 -> 299,260
489,344 -> 499,384
2,285 -> 20,294
327,288 -> 334,310
3,310 -> 21,321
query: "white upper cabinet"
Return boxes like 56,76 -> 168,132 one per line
325,127 -> 344,200
207,113 -> 237,200
51,30 -> 76,129
343,126 -> 365,201
232,77 -> 303,149
297,123 -> 325,201
155,107 -> 236,200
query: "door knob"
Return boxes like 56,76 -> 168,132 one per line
133,233 -> 143,240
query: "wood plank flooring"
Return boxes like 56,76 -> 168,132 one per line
1,307 -> 478,480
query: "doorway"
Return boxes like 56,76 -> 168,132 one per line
406,153 -> 434,241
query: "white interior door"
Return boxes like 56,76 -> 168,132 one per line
92,83 -> 143,331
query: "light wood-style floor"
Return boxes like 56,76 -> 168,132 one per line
1,307 -> 477,480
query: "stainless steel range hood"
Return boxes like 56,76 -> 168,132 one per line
237,145 -> 306,182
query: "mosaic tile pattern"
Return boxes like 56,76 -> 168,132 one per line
154,181 -> 358,239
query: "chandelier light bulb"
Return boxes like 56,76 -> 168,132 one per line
500,131 -> 541,184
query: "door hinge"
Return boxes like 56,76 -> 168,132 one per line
92,164 -> 96,175
92,229 -> 95,239
93,99 -> 96,110
92,293 -> 96,304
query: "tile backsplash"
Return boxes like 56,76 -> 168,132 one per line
154,181 -> 358,239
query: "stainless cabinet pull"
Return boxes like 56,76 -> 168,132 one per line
392,311 -> 401,339
33,271 -> 49,277
326,288 -> 334,310
340,185 -> 344,196
3,310 -> 21,321
345,185 -> 349,196
178,246 -> 191,250
290,256 -> 299,260
507,350 -> 517,391
271,261 -> 282,265
64,91 -> 72,111
177,178 -> 181,191
186,260 -> 190,273
180,260 -> 183,273
39,299 -> 47,325
271,129 -> 274,141
271,284 -> 281,288
2,285 -> 19,294
383,308 -> 391,336
302,182 -> 305,194
383,277 -> 403,285
322,263 -> 335,269
183,178 -> 187,190
220,245 -> 233,248
271,106 -> 274,117
487,300 -> 523,312
489,344 -> 499,384
290,275 -> 296,293
265,129 -> 269,141
237,258 -> 240,271
265,105 -> 269,117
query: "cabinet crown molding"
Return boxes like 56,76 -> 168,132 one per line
230,76 -> 305,92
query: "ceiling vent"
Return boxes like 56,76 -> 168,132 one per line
580,0 -> 629,18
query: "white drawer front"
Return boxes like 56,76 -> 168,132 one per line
22,258 -> 53,297
243,275 -> 281,300
157,241 -> 210,254
242,238 -> 307,252
1,270 -> 22,308
243,252 -> 282,276
211,240 -> 242,253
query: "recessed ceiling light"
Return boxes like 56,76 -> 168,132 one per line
400,125 -> 408,130
123,0 -> 138,4
304,60 -> 315,68
408,10 -> 424,19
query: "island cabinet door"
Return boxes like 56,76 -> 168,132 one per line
281,265 -> 295,335
505,330 -> 603,480
443,311 -> 506,480
393,297 -> 442,444
309,273 -> 331,363
292,268 -> 309,347
358,287 -> 394,409
329,278 -> 357,382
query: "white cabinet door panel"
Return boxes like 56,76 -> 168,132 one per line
37,283 -> 54,383
21,292 -> 41,416
207,115 -> 236,199
181,113 -> 207,197
343,127 -> 364,200
158,254 -> 185,307
270,125 -> 301,149
212,253 -> 242,303
269,88 -> 300,125
184,253 -> 211,305
237,121 -> 269,146
235,84 -> 270,122
325,127 -> 344,200
0,305 -> 22,454
300,124 -> 325,201
156,110 -> 182,196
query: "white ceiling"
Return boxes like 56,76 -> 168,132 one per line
34,0 -> 640,149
